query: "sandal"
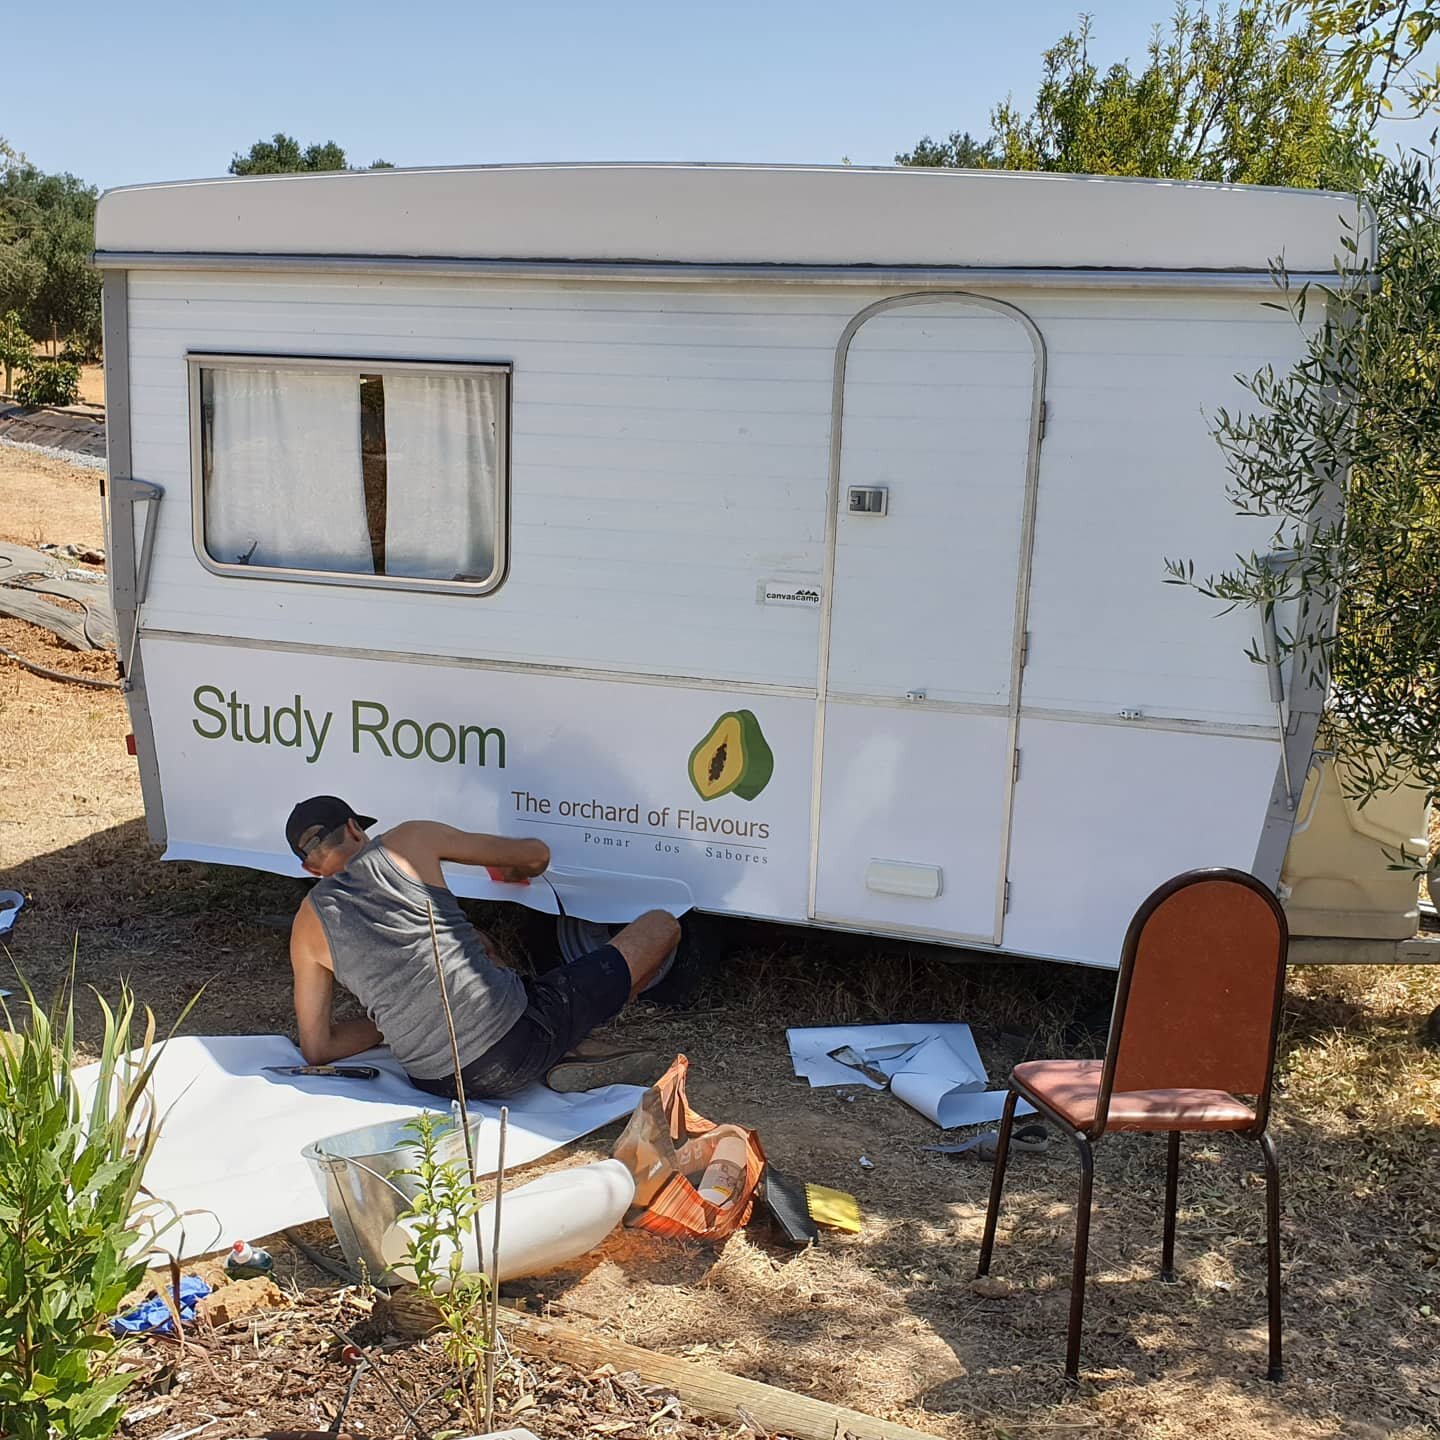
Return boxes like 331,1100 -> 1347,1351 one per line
545,1047 -> 665,1093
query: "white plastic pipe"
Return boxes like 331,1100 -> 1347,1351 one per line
381,1157 -> 634,1290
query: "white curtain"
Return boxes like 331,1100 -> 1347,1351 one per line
382,372 -> 501,582
205,367 -> 373,575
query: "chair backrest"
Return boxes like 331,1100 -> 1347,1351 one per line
1097,868 -> 1289,1134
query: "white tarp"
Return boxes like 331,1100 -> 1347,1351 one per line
75,1035 -> 644,1261
786,1023 -> 1034,1129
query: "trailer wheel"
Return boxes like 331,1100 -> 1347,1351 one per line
535,910 -> 718,1009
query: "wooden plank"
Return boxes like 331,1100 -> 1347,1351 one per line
496,1309 -> 941,1440
377,1291 -> 940,1440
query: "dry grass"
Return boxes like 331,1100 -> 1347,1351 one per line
76,363 -> 105,407
487,953 -> 1440,1440
0,449 -> 1437,1438
0,442 -> 106,552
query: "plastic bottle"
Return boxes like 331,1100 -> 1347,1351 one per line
226,1240 -> 274,1279
695,1132 -> 748,1208
380,1157 -> 635,1291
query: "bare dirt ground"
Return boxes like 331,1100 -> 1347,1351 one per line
77,361 -> 105,406
113,1277 -> 743,1439
2,447 -> 1439,1439
0,442 -> 105,553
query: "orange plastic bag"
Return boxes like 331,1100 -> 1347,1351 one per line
612,1054 -> 766,1240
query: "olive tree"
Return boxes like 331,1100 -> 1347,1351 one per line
1286,1 -> 1440,120
899,3 -> 1363,187
1166,150 -> 1440,803
0,162 -> 101,358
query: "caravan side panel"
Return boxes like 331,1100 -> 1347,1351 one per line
127,273 -> 850,689
123,271 -> 1312,962
1020,292 -> 1313,729
143,635 -> 814,922
994,291 -> 1310,964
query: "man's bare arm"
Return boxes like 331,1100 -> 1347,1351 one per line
380,821 -> 550,886
290,900 -> 384,1064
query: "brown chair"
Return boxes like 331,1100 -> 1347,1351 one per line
976,867 -> 1289,1384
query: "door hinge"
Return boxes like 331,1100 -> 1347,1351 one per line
1003,880 -> 1012,914
1019,630 -> 1030,669
1038,400 -> 1049,442
1012,748 -> 1022,782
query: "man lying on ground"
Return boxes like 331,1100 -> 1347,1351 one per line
284,794 -> 675,1098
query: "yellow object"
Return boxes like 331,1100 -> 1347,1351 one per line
804,1183 -> 861,1234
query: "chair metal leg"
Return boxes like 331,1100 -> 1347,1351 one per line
1065,1131 -> 1096,1384
1259,1131 -> 1283,1382
976,1088 -> 1018,1277
1161,1130 -> 1180,1282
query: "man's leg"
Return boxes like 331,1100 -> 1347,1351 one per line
608,909 -> 682,997
542,910 -> 680,1092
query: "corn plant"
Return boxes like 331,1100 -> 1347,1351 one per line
395,1112 -> 494,1432
0,970 -> 181,1439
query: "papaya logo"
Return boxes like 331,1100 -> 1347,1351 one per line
688,710 -> 774,802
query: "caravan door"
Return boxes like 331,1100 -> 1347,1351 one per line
810,295 -> 1042,944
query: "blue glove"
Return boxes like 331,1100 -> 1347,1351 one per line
110,1275 -> 212,1335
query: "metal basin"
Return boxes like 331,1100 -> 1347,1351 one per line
302,1112 -> 468,1285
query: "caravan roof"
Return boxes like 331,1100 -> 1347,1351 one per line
94,162 -> 1368,276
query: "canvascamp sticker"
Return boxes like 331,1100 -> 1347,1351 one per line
761,580 -> 822,608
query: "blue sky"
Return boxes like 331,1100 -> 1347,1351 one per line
6,0 -> 1433,192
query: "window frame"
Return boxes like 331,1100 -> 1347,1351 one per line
186,352 -> 512,595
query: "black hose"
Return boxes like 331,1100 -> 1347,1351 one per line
0,645 -> 121,690
281,1228 -> 358,1283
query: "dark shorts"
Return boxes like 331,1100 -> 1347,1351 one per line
410,944 -> 630,1101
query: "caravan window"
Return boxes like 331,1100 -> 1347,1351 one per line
190,356 -> 509,593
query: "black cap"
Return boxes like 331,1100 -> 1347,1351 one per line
285,796 -> 377,861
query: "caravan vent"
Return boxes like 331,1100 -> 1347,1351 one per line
865,860 -> 943,900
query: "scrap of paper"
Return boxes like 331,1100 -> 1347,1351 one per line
0,890 -> 23,936
787,1022 -> 1034,1129
787,1023 -> 987,1089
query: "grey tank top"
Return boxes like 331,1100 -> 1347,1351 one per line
308,839 -> 527,1080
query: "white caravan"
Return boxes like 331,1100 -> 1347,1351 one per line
93,163 -> 1375,970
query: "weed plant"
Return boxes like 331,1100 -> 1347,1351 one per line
0,970 -> 180,1439
396,1111 -> 495,1432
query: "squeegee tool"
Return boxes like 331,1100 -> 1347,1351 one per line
264,1064 -> 381,1080
826,1045 -> 892,1087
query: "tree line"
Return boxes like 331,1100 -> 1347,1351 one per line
0,132 -> 391,379
0,137 -> 103,361
898,3 -> 1357,185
